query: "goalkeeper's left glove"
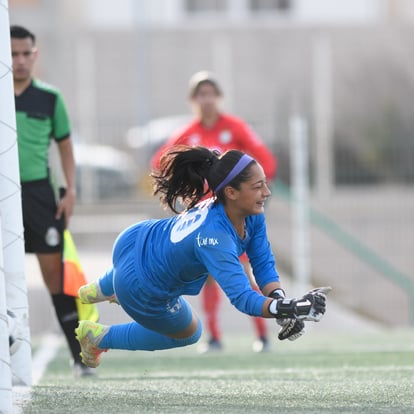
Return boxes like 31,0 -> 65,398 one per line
268,287 -> 329,322
269,288 -> 305,341
299,286 -> 331,321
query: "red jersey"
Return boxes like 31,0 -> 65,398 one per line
151,113 -> 277,180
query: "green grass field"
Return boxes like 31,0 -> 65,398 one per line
22,330 -> 414,414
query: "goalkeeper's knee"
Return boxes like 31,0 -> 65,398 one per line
174,318 -> 203,347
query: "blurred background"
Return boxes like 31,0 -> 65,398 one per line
9,0 -> 414,331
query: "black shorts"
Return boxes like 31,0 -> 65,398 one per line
21,179 -> 64,254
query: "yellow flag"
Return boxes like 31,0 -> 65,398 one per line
63,230 -> 99,322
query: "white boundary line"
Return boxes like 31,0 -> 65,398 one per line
12,333 -> 62,414
30,334 -> 62,385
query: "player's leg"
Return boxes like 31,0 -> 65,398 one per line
101,297 -> 201,350
22,180 -> 91,375
76,296 -> 202,367
37,252 -> 87,369
76,224 -> 203,367
78,268 -> 118,304
109,234 -> 203,350
199,275 -> 222,351
78,223 -> 142,305
241,257 -> 270,352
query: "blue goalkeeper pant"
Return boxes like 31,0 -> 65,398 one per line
97,224 -> 202,351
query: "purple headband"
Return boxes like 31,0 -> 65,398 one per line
214,154 -> 254,193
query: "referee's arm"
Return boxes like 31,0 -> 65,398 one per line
56,136 -> 76,226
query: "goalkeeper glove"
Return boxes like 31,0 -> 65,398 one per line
269,288 -> 305,341
268,286 -> 330,322
301,286 -> 331,321
277,318 -> 305,341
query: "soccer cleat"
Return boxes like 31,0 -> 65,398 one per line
78,281 -> 118,304
75,320 -> 109,368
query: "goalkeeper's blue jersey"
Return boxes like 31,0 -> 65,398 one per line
131,197 -> 279,317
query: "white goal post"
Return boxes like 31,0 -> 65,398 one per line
289,114 -> 311,295
0,216 -> 12,414
0,0 -> 32,400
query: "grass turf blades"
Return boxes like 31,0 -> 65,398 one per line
21,330 -> 414,414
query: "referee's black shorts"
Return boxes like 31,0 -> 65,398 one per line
21,179 -> 64,254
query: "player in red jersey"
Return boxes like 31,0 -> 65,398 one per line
151,71 -> 277,352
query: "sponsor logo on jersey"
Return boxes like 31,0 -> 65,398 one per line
195,233 -> 219,247
219,130 -> 232,144
170,204 -> 209,243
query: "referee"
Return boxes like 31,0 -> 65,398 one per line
11,25 -> 92,377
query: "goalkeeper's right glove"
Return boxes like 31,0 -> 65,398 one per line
277,318 -> 305,341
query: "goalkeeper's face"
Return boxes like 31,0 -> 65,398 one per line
225,164 -> 271,216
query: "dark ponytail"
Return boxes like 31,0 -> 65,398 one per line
152,145 -> 256,213
152,146 -> 218,213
